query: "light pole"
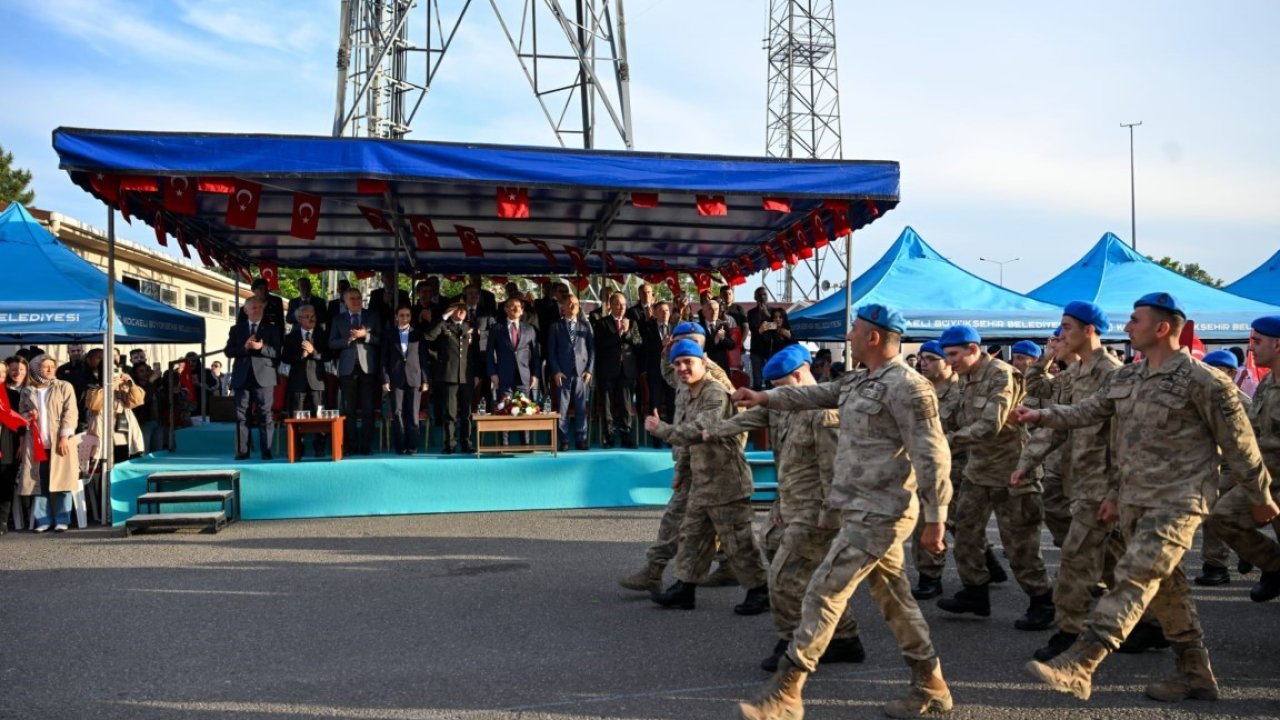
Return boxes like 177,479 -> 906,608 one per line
979,256 -> 1020,287
1121,121 -> 1142,251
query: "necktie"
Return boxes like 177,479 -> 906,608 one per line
249,323 -> 257,337
304,331 -> 311,342
510,323 -> 519,348
616,317 -> 622,333
352,314 -> 361,329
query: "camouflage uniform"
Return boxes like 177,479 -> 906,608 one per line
1199,387 -> 1252,570
1019,347 -> 1125,635
765,357 -> 952,672
649,376 -> 767,589
709,403 -> 859,641
761,500 -> 784,564
1206,372 -> 1280,573
1036,349 -> 1269,651
1024,361 -> 1073,546
912,374 -> 966,580
949,355 -> 1052,596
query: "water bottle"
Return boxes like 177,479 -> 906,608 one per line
542,395 -> 552,414
477,397 -> 487,416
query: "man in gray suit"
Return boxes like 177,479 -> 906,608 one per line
548,294 -> 594,451
225,296 -> 282,460
329,287 -> 381,455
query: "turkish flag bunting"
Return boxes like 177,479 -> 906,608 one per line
823,200 -> 849,213
573,276 -> 591,292
454,225 -> 485,257
664,273 -> 682,296
151,210 -> 168,247
606,274 -> 625,285
530,239 -> 559,266
175,229 -> 192,259
88,172 -> 119,203
831,206 -> 852,238
259,263 -> 280,292
224,179 -> 262,229
119,176 -> 159,192
776,234 -> 798,266
409,215 -> 440,251
760,242 -> 783,271
565,245 -> 590,276
631,192 -> 659,208
194,241 -> 214,268
356,178 -> 390,194
692,270 -> 712,294
718,263 -> 738,286
496,187 -> 530,219
626,254 -> 657,269
358,204 -> 392,232
864,199 -> 880,218
696,195 -> 728,216
118,192 -> 132,225
597,250 -> 620,274
728,261 -> 747,286
739,254 -> 756,274
791,224 -> 814,260
354,270 -> 376,280
810,213 -> 831,248
762,197 -> 791,213
197,178 -> 237,194
163,177 -> 198,215
290,193 -> 322,240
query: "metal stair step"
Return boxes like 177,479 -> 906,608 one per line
137,490 -> 234,504
124,511 -> 228,536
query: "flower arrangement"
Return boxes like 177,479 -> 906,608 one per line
493,390 -> 542,416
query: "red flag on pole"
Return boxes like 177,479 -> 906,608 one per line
631,192 -> 659,208
810,213 -> 830,249
696,195 -> 728,216
664,273 -> 682,296
762,197 -> 791,213
791,224 -> 814,260
692,270 -> 712,294
290,193 -> 321,240
409,216 -> 440,251
259,262 -> 280,291
358,205 -> 392,232
496,187 -> 530,219
224,179 -> 262,229
151,209 -> 168,247
163,176 -> 198,215
454,225 -> 485,257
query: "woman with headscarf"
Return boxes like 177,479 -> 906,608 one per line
1,356 -> 29,534
17,354 -> 80,533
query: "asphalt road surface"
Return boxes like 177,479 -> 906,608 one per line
3,508 -> 1278,719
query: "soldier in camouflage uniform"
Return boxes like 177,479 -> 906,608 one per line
1018,293 -> 1278,703
705,344 -> 864,672
1014,302 -> 1125,661
1023,332 -> 1075,547
936,325 -> 1055,631
1206,316 -> 1280,603
1193,350 -> 1253,586
735,304 -> 955,720
646,339 -> 769,615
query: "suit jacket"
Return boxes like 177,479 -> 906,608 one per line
382,324 -> 430,388
547,315 -> 595,379
283,326 -> 330,393
594,313 -> 642,382
368,287 -> 411,324
467,308 -> 498,379
487,320 -> 540,390
237,294 -> 286,329
225,320 -> 282,389
328,308 -> 382,376
640,318 -> 673,374
422,319 -> 475,384
286,295 -> 328,329
326,298 -> 349,328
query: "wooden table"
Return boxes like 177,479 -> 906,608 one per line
284,416 -> 345,463
473,412 -> 559,456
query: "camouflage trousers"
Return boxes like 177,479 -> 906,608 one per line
771,521 -> 860,641
1054,500 -> 1124,634
646,480 -> 727,569
789,510 -> 938,672
673,498 -> 768,588
953,482 -> 1052,596
1206,484 -> 1280,574
1041,471 -> 1072,549
760,500 -> 784,565
911,479 -> 979,580
1088,504 -> 1204,651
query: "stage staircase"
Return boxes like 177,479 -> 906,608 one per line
125,470 -> 241,536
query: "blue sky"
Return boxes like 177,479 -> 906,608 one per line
3,0 -> 1277,295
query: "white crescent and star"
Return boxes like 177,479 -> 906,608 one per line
235,188 -> 254,211
171,177 -> 189,197
298,202 -> 316,224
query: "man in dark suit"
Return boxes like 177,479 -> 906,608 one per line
326,278 -> 352,328
286,276 -> 328,332
625,282 -> 656,326
329,287 -> 381,455
422,301 -> 477,454
462,284 -> 498,406
594,290 -> 642,448
225,296 -> 282,460
382,305 -> 430,455
641,300 -> 677,446
237,278 -> 286,330
467,273 -> 499,317
547,294 -> 594,451
369,271 -> 411,323
283,304 -> 330,457
487,296 -> 540,399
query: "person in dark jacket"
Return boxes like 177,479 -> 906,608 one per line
547,295 -> 594,451
1,356 -> 29,534
422,301 -> 478,454
329,287 -> 382,456
382,306 -> 430,455
594,291 -> 642,448
225,296 -> 283,460
283,304 -> 331,457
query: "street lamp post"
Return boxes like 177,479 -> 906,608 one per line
979,256 -> 1020,287
1121,121 -> 1142,251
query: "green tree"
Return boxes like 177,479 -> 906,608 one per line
1149,256 -> 1224,288
0,144 -> 35,206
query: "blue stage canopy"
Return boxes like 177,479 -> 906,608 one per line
0,203 -> 205,344
51,128 -> 900,277
789,227 -> 1065,341
1225,249 -> 1280,306
1029,233 -> 1280,341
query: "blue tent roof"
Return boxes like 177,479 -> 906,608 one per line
51,128 -> 899,276
1029,233 -> 1280,341
1225,249 -> 1280,306
0,204 -> 205,343
789,227 -> 1064,341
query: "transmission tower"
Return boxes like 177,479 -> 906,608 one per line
764,0 -> 843,302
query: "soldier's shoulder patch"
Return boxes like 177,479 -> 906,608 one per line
859,380 -> 887,402
911,390 -> 939,421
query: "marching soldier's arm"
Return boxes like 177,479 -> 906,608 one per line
1023,361 -> 1058,401
767,380 -> 841,412
705,405 -> 768,438
950,374 -> 1015,446
661,356 -> 677,389
1017,425 -> 1068,475
814,409 -> 842,527
1037,377 -> 1118,430
892,384 -> 953,524
1202,375 -> 1272,506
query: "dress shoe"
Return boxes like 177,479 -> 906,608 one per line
1239,559 -> 1255,574
1193,563 -> 1230,586
442,445 -> 455,455
558,439 -> 569,452
261,451 -> 273,461
462,443 -> 476,454
1251,570 -> 1280,603
912,575 -> 943,600
235,452 -> 251,461
620,435 -> 637,449
651,581 -> 696,609
734,585 -> 771,616
938,583 -> 991,617
575,439 -> 589,451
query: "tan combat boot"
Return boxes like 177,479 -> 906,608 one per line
1022,633 -> 1109,700
618,563 -> 663,593
884,656 -> 953,718
1145,644 -> 1219,702
738,655 -> 807,720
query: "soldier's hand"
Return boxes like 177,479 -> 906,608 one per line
644,409 -> 661,433
1251,499 -> 1280,525
1009,405 -> 1040,425
732,387 -> 767,408
1010,469 -> 1028,487
701,430 -> 712,442
1097,499 -> 1120,524
921,522 -> 946,555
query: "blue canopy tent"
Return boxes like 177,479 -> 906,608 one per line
1029,233 -> 1280,341
0,203 -> 204,343
789,227 -> 1065,341
1225,249 -> 1280,306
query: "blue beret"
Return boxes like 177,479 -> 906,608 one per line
856,303 -> 906,334
1052,326 -> 1063,338
763,344 -> 812,382
1202,350 -> 1239,370
1011,340 -> 1042,358
1134,292 -> 1186,319
668,338 -> 705,362
919,340 -> 945,358
672,321 -> 706,338
1062,301 -> 1109,334
939,325 -> 981,348
1252,315 -> 1280,338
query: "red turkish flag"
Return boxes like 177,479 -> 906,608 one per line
120,176 -> 159,192
739,254 -> 755,274
409,215 -> 440,251
864,199 -> 880,218
197,178 -> 237,194
597,250 -> 620,274
175,229 -> 192,259
530,239 -> 559,266
151,209 -> 168,247
454,224 -> 485,257
696,194 -> 728,216
356,178 -> 390,194
727,260 -> 747,286
194,241 -> 214,268
573,276 -> 591,292
1178,320 -> 1206,360
810,213 -> 830,248
831,206 -> 852,238
692,270 -> 712,294
664,273 -> 682,296
791,224 -> 814,260
626,254 -> 657,269
760,242 -> 783,271
224,179 -> 262,229
496,187 -> 530,219
354,270 -> 376,280
358,204 -> 392,232
718,263 -> 739,287
565,245 -> 590,276
631,192 -> 659,208
163,176 -> 198,215
776,234 -> 798,266
88,172 -> 119,203
762,197 -> 791,213
259,262 -> 280,292
290,193 -> 322,240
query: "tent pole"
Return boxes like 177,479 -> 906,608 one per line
843,232 -> 853,369
200,340 -> 207,420
102,209 -> 116,526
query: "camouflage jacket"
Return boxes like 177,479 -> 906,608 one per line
1037,348 -> 1270,514
949,355 -> 1027,487
1019,347 -> 1123,503
767,356 -> 952,523
665,357 -> 737,485
650,377 -> 753,507
707,402 -> 840,527
1250,372 -> 1280,484
1023,360 -> 1068,479
934,374 -> 967,488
